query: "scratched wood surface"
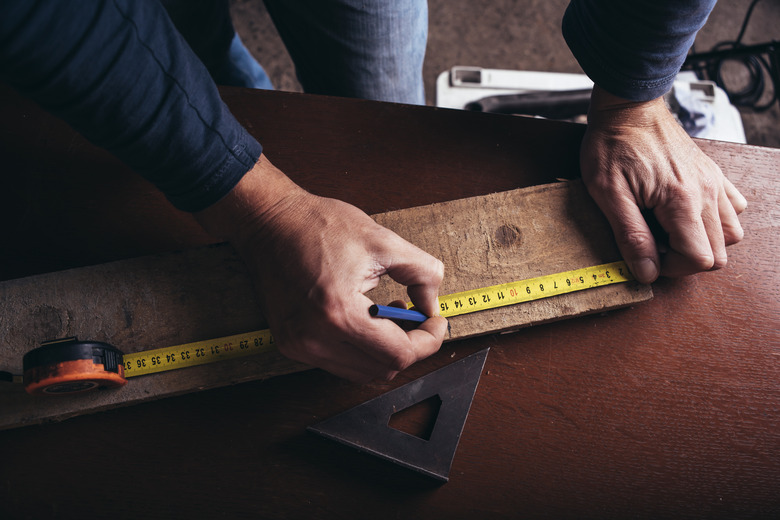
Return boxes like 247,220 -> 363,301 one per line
0,180 -> 650,430
0,85 -> 777,519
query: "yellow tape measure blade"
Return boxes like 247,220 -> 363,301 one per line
437,261 -> 632,318
123,261 -> 632,379
122,329 -> 275,378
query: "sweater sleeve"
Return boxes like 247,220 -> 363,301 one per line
0,0 -> 262,212
562,0 -> 717,101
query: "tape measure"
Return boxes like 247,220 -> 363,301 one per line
11,261 -> 631,394
21,337 -> 127,395
121,329 -> 275,378
435,260 -> 632,318
11,331 -> 277,395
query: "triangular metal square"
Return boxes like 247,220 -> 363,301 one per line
307,348 -> 489,482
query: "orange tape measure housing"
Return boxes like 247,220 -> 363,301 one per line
22,339 -> 127,395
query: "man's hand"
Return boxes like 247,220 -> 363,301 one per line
195,154 -> 447,382
580,86 -> 747,284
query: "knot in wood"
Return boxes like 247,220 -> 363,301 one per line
494,224 -> 522,248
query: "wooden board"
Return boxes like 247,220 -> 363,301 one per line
0,180 -> 650,430
373,180 -> 651,339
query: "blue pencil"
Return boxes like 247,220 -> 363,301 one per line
368,304 -> 428,323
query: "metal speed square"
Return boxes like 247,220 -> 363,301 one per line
308,348 -> 489,482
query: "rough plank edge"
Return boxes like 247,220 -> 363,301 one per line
0,352 -> 310,431
444,282 -> 653,342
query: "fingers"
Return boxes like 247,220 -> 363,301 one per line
702,202 -> 728,270
587,173 -> 742,282
380,232 -> 445,318
587,183 -> 661,284
724,176 -> 748,215
583,144 -> 745,282
277,302 -> 447,383
654,191 -> 718,277
720,180 -> 746,245
283,223 -> 445,382
347,297 -> 447,375
279,338 -> 394,384
656,175 -> 746,277
580,96 -> 748,284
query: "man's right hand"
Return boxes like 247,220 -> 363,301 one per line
195,154 -> 448,382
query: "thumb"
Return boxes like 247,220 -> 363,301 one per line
380,233 -> 445,317
592,188 -> 661,284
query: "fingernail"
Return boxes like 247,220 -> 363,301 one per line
735,191 -> 748,210
632,258 -> 658,283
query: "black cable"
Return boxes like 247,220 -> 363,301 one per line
684,0 -> 778,112
734,0 -> 761,45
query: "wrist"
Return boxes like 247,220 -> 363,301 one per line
588,85 -> 668,128
194,153 -> 306,244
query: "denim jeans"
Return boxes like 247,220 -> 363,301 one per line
164,0 -> 427,105
263,0 -> 427,104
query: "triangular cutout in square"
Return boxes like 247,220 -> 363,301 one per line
388,394 -> 442,441
307,348 -> 489,482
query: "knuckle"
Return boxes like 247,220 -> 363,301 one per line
711,253 -> 728,271
690,252 -> 716,271
726,225 -> 744,245
433,258 -> 445,281
315,296 -> 351,330
669,173 -> 720,211
586,171 -> 620,197
378,370 -> 398,383
387,349 -> 415,372
703,177 -> 720,199
620,229 -> 655,251
663,182 -> 694,206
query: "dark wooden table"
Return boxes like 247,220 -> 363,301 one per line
1,84 -> 778,519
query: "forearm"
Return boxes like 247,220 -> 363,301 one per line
0,0 -> 260,212
563,0 -> 717,101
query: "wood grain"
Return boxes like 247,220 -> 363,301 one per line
372,180 -> 652,339
0,85 -> 777,520
0,180 -> 649,430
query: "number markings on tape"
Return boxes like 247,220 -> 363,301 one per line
122,329 -> 275,378
435,261 -> 632,318
122,261 -> 632,378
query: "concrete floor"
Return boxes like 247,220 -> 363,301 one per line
230,0 -> 779,148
